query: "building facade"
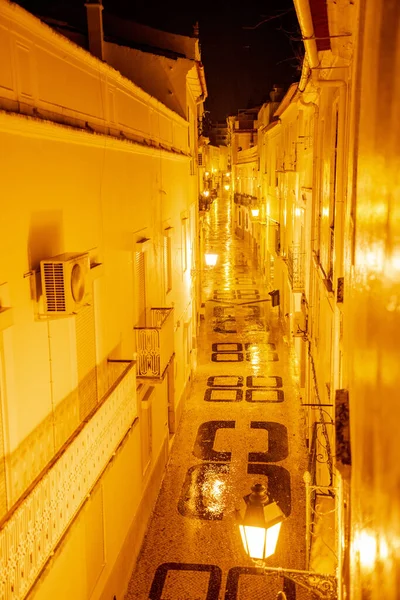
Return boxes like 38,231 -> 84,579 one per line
229,0 -> 400,597
0,1 -> 206,599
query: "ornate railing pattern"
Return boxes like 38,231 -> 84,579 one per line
288,244 -> 305,289
304,470 -> 339,574
135,308 -> 174,378
0,361 -> 136,600
303,349 -> 340,573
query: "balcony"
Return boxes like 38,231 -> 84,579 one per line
134,308 -> 174,379
0,360 -> 137,600
233,192 -> 258,207
288,244 -> 305,290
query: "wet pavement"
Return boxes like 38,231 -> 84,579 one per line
125,195 -> 309,600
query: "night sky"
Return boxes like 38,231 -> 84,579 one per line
105,0 -> 302,119
16,0 -> 302,120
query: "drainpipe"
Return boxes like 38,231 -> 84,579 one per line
298,54 -> 311,93
195,61 -> 208,104
292,0 -> 319,91
85,0 -> 104,61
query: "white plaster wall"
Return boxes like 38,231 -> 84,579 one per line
104,42 -> 190,119
0,0 -> 188,152
344,0 -> 400,596
0,110 -> 195,504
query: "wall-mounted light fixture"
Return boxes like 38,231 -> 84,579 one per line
251,208 -> 260,218
204,253 -> 218,267
237,478 -> 338,599
237,483 -> 285,560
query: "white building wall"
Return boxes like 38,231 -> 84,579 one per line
0,2 -> 203,599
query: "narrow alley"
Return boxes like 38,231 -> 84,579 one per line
2,1 -> 400,599
126,194 -> 309,599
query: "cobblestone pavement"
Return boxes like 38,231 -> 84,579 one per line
125,194 -> 309,600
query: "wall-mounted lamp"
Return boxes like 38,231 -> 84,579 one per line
237,483 -> 285,560
224,184 -> 230,191
204,253 -> 218,267
251,208 -> 260,218
202,190 -> 210,198
237,478 -> 338,599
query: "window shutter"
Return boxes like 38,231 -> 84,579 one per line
76,304 -> 98,420
135,251 -> 146,326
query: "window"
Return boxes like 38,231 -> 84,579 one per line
75,304 -> 98,420
182,218 -> 188,272
187,106 -> 195,175
0,349 -> 6,516
329,106 -> 339,283
187,106 -> 191,148
164,234 -> 172,293
140,386 -> 154,475
135,250 -> 146,325
183,322 -> 191,367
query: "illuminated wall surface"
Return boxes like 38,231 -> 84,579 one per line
0,0 -> 399,597
347,0 -> 400,597
230,0 -> 400,597
0,1 -> 202,599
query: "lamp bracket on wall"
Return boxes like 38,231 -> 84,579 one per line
254,564 -> 337,600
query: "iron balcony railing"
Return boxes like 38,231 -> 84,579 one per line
288,244 -> 305,290
134,307 -> 174,379
233,192 -> 258,207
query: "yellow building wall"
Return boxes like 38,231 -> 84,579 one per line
344,0 -> 400,596
0,3 -> 202,598
0,115 -> 193,507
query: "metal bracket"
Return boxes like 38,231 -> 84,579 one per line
256,565 -> 337,599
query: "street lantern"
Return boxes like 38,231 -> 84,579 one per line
204,253 -> 218,267
237,478 -> 339,599
238,483 -> 285,560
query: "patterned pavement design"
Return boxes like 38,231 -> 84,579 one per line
125,195 -> 309,600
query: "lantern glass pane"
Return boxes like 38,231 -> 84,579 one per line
265,522 -> 282,557
239,524 -> 249,554
242,525 -> 266,559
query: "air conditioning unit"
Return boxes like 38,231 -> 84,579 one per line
40,252 -> 90,315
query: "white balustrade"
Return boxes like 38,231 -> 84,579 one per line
0,361 -> 136,600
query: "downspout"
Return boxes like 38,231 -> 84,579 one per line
293,0 -> 319,92
195,61 -> 208,104
299,54 -> 311,93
